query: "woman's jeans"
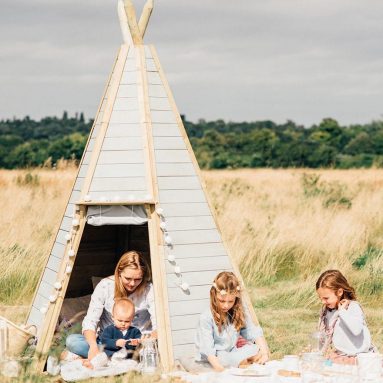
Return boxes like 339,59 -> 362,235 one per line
66,334 -> 102,358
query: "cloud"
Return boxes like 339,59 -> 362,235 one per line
1,0 -> 383,125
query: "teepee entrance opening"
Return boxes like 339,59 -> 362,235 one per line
64,217 -> 150,299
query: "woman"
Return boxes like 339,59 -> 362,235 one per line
65,250 -> 156,361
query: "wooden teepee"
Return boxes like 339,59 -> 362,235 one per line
27,0 -> 260,372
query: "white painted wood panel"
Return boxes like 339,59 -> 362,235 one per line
168,229 -> 221,245
166,256 -> 231,274
27,307 -> 44,328
78,165 -> 89,178
34,294 -> 49,312
149,98 -> 171,111
106,123 -> 141,137
120,71 -> 138,85
170,314 -> 200,331
167,271 -> 231,290
69,191 -> 81,204
167,285 -> 211,302
42,268 -> 57,287
101,137 -> 142,151
154,136 -> 186,150
117,85 -> 138,98
51,242 -> 66,259
152,124 -> 181,137
57,229 -> 70,245
90,177 -> 146,192
89,191 -> 150,201
124,58 -> 136,72
98,150 -> 144,164
37,280 -> 54,300
166,243 -> 227,259
147,72 -> 162,85
145,59 -> 157,72
73,177 -> 83,191
156,163 -> 196,177
169,298 -> 209,316
155,150 -> 190,163
93,163 -> 146,178
159,202 -> 211,217
110,110 -> 140,124
158,176 -> 201,190
113,97 -> 139,111
151,111 -> 177,124
87,138 -> 96,151
172,329 -> 196,345
148,85 -> 167,97
61,216 -> 72,231
82,151 -> 91,165
164,216 -> 216,231
144,45 -> 152,58
47,255 -> 61,273
173,344 -> 196,359
64,203 -> 76,219
159,189 -> 206,203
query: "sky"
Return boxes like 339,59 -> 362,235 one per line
1,0 -> 383,126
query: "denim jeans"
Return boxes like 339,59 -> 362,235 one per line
66,334 -> 102,358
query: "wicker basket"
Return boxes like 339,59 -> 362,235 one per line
0,315 -> 36,357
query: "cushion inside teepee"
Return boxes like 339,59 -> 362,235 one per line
86,205 -> 148,226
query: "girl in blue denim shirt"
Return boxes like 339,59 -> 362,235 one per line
195,272 -> 269,371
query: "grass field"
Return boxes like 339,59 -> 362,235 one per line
0,167 -> 382,380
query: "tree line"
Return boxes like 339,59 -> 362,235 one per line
1,112 -> 383,169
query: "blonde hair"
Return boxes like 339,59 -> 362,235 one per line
113,297 -> 135,315
316,269 -> 356,300
210,271 -> 245,332
114,251 -> 151,299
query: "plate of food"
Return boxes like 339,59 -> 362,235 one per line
229,368 -> 271,377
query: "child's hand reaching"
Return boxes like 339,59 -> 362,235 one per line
116,339 -> 128,347
128,338 -> 141,346
236,336 -> 249,348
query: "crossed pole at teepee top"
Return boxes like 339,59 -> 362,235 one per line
118,0 -> 154,46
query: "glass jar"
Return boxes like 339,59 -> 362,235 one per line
140,338 -> 159,375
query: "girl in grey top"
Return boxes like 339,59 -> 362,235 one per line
316,270 -> 376,362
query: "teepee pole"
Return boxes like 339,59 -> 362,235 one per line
118,0 -> 134,45
123,0 -> 143,45
138,0 -> 154,38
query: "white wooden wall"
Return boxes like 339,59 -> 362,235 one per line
145,46 -> 233,360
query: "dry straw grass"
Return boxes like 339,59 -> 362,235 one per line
0,167 -> 382,367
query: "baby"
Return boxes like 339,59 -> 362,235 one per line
83,298 -> 141,369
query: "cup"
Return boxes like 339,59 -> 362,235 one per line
282,355 -> 300,371
357,353 -> 382,380
46,355 -> 61,376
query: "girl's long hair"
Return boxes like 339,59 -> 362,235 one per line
210,271 -> 245,332
114,251 -> 151,299
316,269 -> 356,300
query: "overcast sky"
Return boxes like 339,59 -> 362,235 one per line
1,0 -> 383,126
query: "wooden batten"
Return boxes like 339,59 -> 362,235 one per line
123,0 -> 143,45
80,45 -> 129,200
33,206 -> 87,371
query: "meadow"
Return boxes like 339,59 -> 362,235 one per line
0,166 -> 382,380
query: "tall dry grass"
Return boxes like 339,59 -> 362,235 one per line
0,167 -> 382,358
0,165 -> 75,306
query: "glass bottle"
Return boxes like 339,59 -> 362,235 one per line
140,338 -> 159,375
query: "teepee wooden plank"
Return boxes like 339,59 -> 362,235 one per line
160,202 -> 211,216
98,150 -> 144,164
158,176 -> 201,190
170,314 -> 200,331
155,150 -> 190,163
152,123 -> 180,137
90,177 -> 146,191
166,243 -> 227,259
156,163 -> 196,176
164,216 -> 216,231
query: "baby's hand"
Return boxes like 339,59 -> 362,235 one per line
129,338 -> 141,346
116,339 -> 127,347
339,299 -> 350,310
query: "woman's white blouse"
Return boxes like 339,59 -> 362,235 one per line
195,307 -> 263,361
82,276 -> 156,334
